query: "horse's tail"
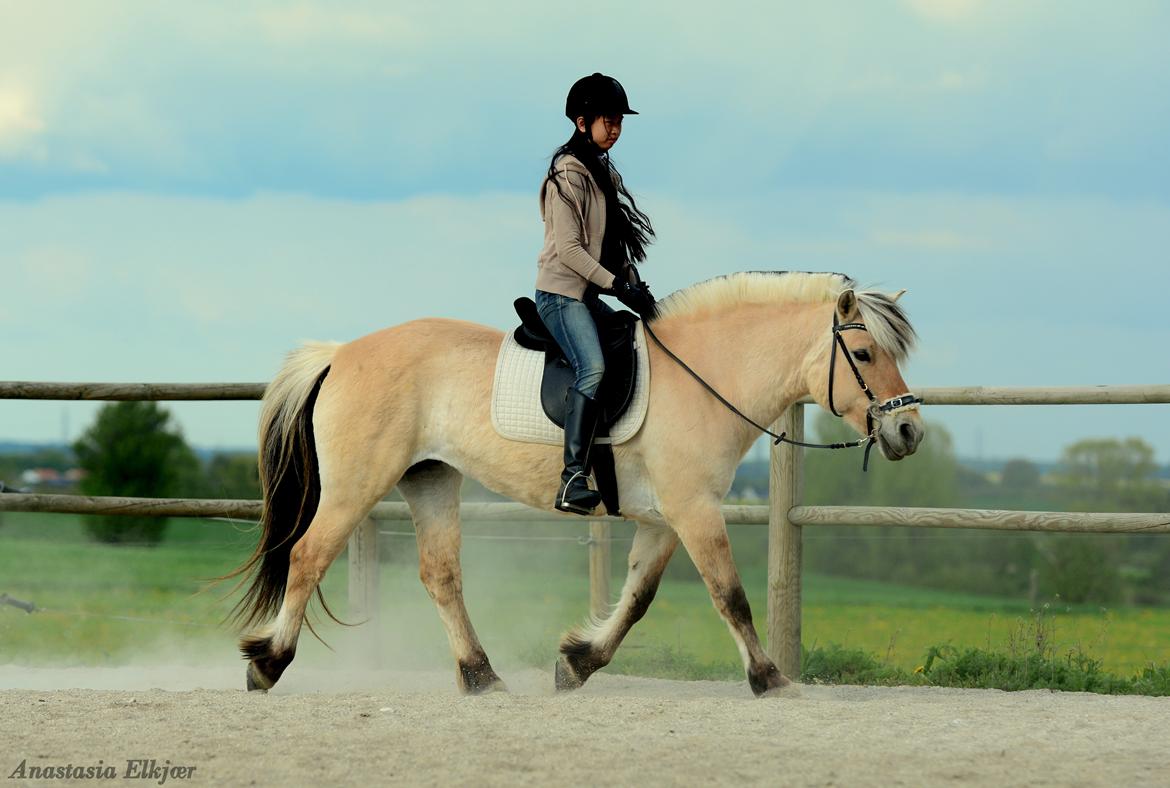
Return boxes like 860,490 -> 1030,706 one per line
225,341 -> 341,631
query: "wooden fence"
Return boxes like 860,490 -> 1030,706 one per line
3,381 -> 1169,678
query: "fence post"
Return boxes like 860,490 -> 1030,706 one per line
589,520 -> 611,619
766,404 -> 804,678
347,516 -> 380,664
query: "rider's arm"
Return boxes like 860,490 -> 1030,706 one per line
545,171 -> 617,290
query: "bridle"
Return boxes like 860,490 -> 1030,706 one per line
642,309 -> 922,472
825,313 -> 923,469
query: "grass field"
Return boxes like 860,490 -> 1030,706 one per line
2,512 -> 1169,684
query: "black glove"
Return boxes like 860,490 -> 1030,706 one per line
610,280 -> 658,320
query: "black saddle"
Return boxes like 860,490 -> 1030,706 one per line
512,297 -> 639,430
511,297 -> 640,517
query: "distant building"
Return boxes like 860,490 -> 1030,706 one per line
19,468 -> 86,487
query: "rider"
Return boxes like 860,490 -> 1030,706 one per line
535,72 -> 658,515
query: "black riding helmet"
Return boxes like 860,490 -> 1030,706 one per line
564,73 -> 638,121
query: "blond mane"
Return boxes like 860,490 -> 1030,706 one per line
653,270 -> 916,360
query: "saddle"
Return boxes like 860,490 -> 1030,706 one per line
511,297 -> 640,516
512,297 -> 640,430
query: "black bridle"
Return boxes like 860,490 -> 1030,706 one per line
825,313 -> 923,469
642,311 -> 922,472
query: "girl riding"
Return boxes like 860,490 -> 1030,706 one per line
535,72 -> 658,515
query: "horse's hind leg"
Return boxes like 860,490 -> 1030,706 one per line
398,460 -> 506,695
555,521 -> 679,691
242,495 -> 374,691
670,502 -> 792,697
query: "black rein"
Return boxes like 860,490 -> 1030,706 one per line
640,311 -> 920,472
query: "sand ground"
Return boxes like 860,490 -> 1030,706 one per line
2,666 -> 1167,787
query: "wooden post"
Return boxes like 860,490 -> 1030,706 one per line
766,404 -> 804,678
589,520 -> 611,620
347,516 -> 380,665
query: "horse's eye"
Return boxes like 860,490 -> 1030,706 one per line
852,349 -> 872,363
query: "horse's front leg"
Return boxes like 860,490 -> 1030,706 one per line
555,521 -> 679,691
671,501 -> 793,697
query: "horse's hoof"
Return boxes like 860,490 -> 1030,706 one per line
466,677 -> 508,696
748,663 -> 795,697
554,657 -> 584,692
245,663 -> 272,693
459,656 -> 507,696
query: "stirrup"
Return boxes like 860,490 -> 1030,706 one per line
556,470 -> 599,515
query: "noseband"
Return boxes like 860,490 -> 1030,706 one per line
642,311 -> 922,472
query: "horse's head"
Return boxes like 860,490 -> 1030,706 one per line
806,288 -> 924,461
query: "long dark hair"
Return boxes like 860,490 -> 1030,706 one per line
545,124 -> 655,273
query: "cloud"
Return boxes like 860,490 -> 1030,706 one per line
0,1 -> 1167,461
2,186 -> 1166,453
19,245 -> 92,301
0,2 -> 1166,202
0,83 -> 45,158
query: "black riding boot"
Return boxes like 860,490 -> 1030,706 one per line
556,387 -> 602,515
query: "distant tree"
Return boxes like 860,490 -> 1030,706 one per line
73,402 -> 201,545
204,452 -> 261,500
1045,436 -> 1166,605
1000,458 -> 1041,493
1056,437 -> 1161,512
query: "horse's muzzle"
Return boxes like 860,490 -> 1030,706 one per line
876,411 -> 924,461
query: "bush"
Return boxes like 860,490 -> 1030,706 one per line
801,644 -> 908,685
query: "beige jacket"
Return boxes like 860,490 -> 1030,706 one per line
535,154 -> 618,299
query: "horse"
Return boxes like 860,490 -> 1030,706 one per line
228,271 -> 924,697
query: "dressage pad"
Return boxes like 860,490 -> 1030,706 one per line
491,323 -> 650,446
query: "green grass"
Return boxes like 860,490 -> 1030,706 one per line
3,511 -> 1169,695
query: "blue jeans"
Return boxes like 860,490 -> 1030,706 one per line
535,289 -> 615,398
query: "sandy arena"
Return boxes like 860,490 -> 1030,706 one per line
2,665 -> 1167,787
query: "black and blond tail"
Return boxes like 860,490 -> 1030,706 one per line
225,341 -> 341,630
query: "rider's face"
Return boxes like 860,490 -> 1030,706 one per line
576,114 -> 623,151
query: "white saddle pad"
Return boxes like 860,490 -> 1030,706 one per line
490,322 -> 650,446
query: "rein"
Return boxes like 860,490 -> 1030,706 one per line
640,313 -> 921,472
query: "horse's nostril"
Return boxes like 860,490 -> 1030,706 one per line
899,422 -> 917,445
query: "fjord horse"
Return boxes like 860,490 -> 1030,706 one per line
230,271 -> 923,696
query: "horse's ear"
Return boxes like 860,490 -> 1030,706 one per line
892,289 -> 907,302
836,289 -> 858,321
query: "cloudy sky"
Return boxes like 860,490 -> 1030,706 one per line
2,0 -> 1167,464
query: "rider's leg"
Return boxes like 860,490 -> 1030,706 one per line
535,290 -> 605,515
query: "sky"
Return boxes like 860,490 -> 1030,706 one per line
2,0 -> 1168,465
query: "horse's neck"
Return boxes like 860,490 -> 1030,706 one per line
656,300 -> 824,438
